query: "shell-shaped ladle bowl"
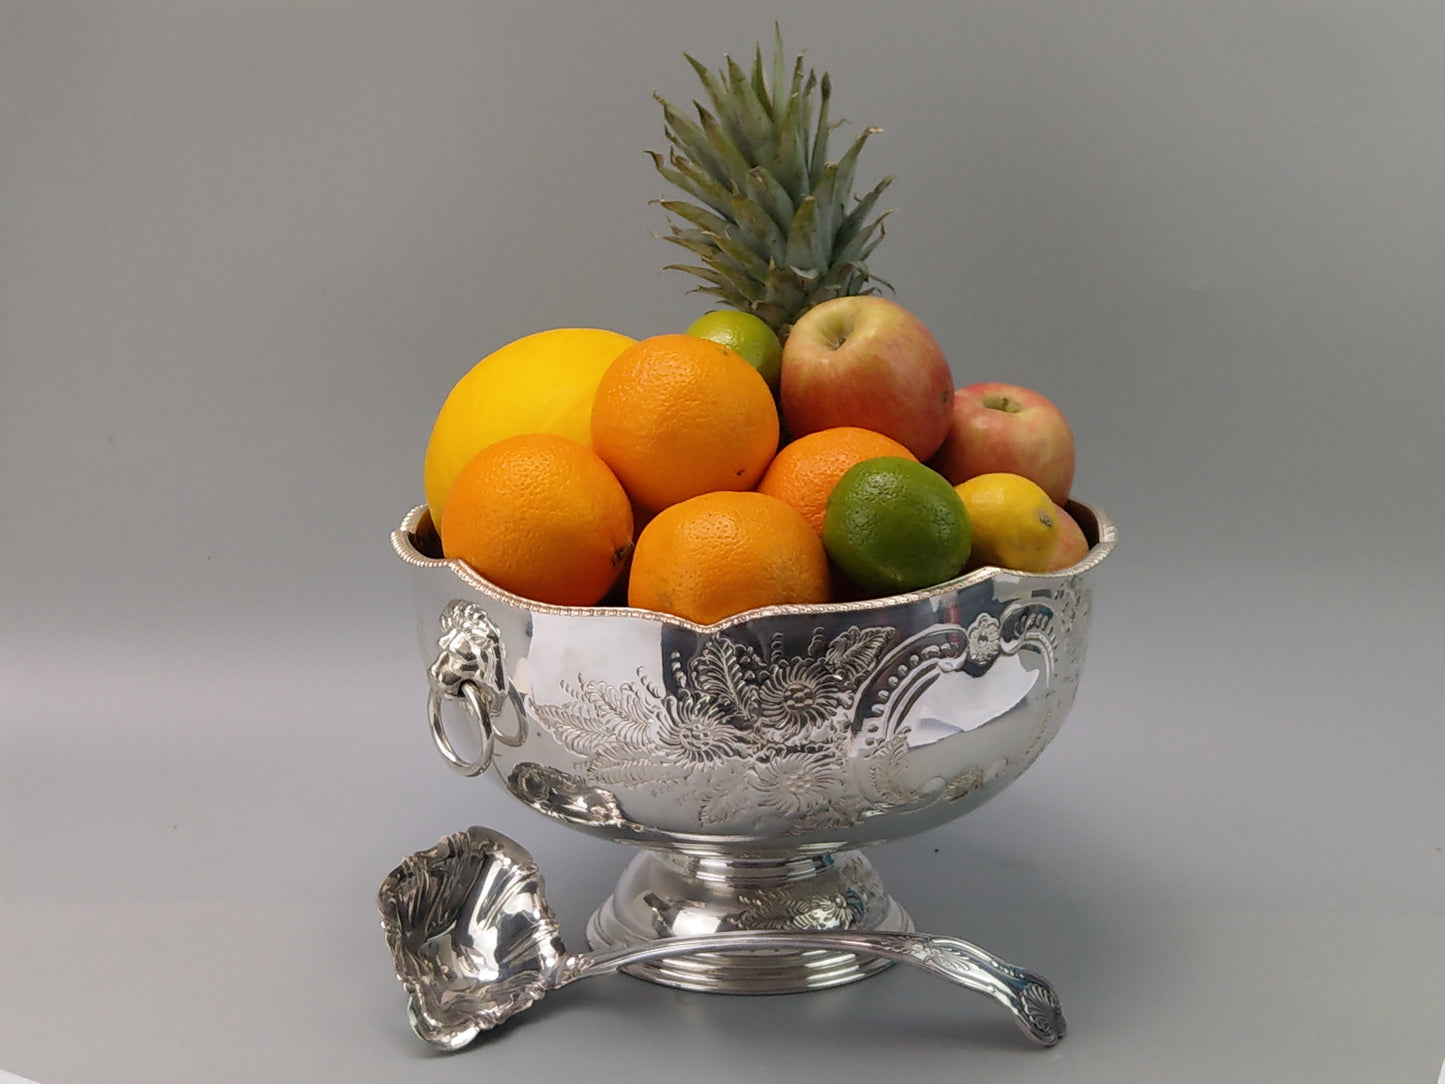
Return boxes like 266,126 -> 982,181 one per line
378,826 -> 1066,1050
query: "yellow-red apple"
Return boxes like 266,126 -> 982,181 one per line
780,296 -> 954,460
1043,502 -> 1090,570
929,382 -> 1075,504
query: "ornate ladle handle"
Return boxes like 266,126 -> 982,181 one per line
558,930 -> 1065,1046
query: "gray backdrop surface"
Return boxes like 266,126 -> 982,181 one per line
3,3 -> 1442,1081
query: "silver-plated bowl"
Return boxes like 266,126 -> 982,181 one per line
392,500 -> 1115,994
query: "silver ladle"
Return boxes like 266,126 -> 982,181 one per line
378,826 -> 1066,1050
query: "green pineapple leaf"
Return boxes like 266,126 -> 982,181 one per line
652,30 -> 894,334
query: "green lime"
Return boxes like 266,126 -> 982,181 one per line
822,457 -> 972,594
685,310 -> 783,391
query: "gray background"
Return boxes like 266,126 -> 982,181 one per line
3,3 -> 1442,1081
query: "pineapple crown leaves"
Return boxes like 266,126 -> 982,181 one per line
649,27 -> 895,334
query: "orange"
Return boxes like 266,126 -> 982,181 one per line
439,433 -> 634,607
756,426 -> 917,535
628,491 -> 830,625
591,334 -> 780,516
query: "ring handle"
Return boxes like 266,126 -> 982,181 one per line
425,601 -> 521,776
428,680 -> 496,776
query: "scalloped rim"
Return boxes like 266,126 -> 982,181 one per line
392,500 -> 1117,635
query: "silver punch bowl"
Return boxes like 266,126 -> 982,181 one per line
392,499 -> 1116,995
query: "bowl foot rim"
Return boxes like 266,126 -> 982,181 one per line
584,847 -> 914,994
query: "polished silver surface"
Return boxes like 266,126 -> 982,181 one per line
426,601 -> 525,775
392,499 -> 1115,996
584,846 -> 912,992
379,826 -> 1066,1050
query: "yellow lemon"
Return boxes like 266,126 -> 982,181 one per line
423,328 -> 635,526
954,473 -> 1061,573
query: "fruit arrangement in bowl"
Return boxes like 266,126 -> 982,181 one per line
421,291 -> 1093,623
390,31 -> 1115,1005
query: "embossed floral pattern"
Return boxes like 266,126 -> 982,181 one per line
656,695 -> 751,768
525,596 -> 1078,834
755,656 -> 848,738
752,751 -> 847,819
734,886 -> 857,930
533,626 -> 895,828
966,613 -> 1002,667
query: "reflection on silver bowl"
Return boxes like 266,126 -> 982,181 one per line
392,500 -> 1115,994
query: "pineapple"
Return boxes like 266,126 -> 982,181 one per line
651,29 -> 894,337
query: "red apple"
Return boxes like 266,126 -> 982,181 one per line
1043,502 -> 1090,571
780,296 -> 954,460
929,382 -> 1075,504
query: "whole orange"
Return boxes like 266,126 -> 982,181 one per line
591,334 -> 780,516
756,426 -> 917,535
628,491 -> 830,625
440,433 -> 634,607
